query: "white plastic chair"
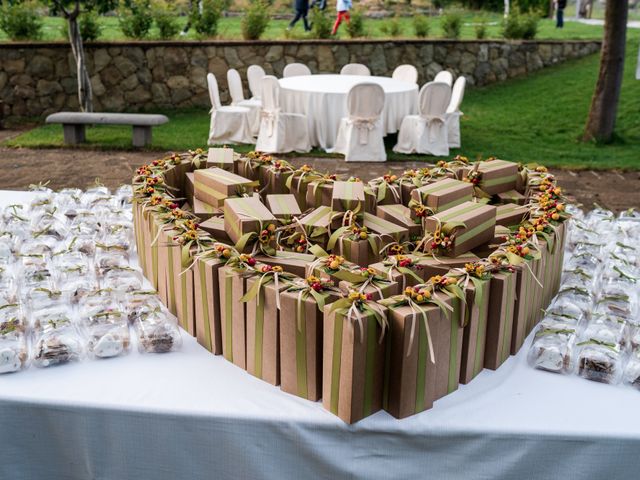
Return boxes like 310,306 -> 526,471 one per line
434,70 -> 453,87
392,65 -> 418,84
283,63 -> 311,78
333,83 -> 386,162
340,63 -> 371,76
255,76 -> 311,154
393,81 -> 452,156
446,76 -> 466,149
207,73 -> 254,145
227,68 -> 261,136
247,65 -> 266,100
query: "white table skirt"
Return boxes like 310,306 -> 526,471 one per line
2,190 -> 640,479
279,75 -> 418,151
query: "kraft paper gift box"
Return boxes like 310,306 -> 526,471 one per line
171,242 -> 196,337
496,189 -> 526,205
510,263 -> 533,355
432,290 -> 464,399
194,167 -> 257,207
368,177 -> 403,206
306,254 -> 366,286
297,206 -> 333,248
286,167 -> 323,211
379,292 -> 451,419
322,299 -> 388,424
376,204 -> 422,239
224,196 -> 277,247
457,277 -> 491,384
198,217 -> 231,244
363,212 -> 409,246
193,197 -> 223,221
266,194 -> 302,221
144,212 -> 162,290
193,254 -> 226,354
236,153 -> 271,181
244,270 -> 297,385
495,204 -> 529,227
527,251 -> 546,334
185,172 -> 195,205
254,251 -> 316,278
331,181 -> 365,214
484,270 -> 517,370
414,252 -> 480,280
338,275 -> 399,301
422,201 -> 497,257
369,255 -> 426,291
207,147 -> 235,171
465,159 -> 519,196
218,264 -> 251,369
162,159 -> 192,197
330,231 -> 383,268
280,281 -> 340,401
409,178 -> 474,218
262,161 -> 295,195
305,179 -> 335,210
156,225 -> 180,316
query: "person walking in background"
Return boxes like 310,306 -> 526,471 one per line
332,0 -> 352,35
555,0 -> 566,28
288,0 -> 311,32
311,0 -> 327,10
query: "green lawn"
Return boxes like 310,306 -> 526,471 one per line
5,33 -> 640,170
0,13 -> 606,42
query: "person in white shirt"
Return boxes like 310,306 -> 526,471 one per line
331,0 -> 352,35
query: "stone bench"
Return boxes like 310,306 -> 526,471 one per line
45,112 -> 169,147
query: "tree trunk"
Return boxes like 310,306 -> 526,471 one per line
504,0 -> 509,17
67,16 -> 93,113
583,0 -> 628,143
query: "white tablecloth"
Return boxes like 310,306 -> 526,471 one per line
279,75 -> 418,150
2,190 -> 640,479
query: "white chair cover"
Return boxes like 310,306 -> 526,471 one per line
247,65 -> 266,100
446,76 -> 466,149
333,83 -> 386,162
207,73 -> 254,145
227,68 -> 261,137
283,63 -> 311,78
393,81 -> 451,156
433,70 -> 453,87
255,76 -> 311,154
340,63 -> 371,76
392,65 -> 418,84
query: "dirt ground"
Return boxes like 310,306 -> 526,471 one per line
0,133 -> 638,212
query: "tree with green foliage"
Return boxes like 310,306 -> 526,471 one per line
45,0 -> 118,112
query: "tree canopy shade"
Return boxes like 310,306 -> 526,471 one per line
45,0 -> 118,112
583,0 -> 628,143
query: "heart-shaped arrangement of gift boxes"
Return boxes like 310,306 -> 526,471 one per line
132,148 -> 568,423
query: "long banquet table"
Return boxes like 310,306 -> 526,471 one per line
1,190 -> 640,480
279,74 -> 418,151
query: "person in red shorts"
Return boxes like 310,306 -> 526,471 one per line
332,0 -> 352,35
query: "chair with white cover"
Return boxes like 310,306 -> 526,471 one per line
340,63 -> 371,76
227,68 -> 261,136
392,65 -> 418,84
283,63 -> 311,78
433,70 -> 453,87
255,76 -> 311,154
247,65 -> 266,100
446,76 -> 466,149
207,73 -> 254,145
393,81 -> 452,156
333,83 -> 386,162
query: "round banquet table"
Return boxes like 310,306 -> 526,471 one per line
279,74 -> 419,150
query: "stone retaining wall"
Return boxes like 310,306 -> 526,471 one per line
0,39 -> 600,118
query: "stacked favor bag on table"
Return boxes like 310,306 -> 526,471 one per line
528,206 -> 640,388
0,184 -> 182,375
132,148 -> 570,423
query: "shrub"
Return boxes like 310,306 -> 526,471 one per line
191,0 -> 222,37
380,16 -> 401,38
413,15 -> 429,38
62,10 -> 102,41
310,8 -> 332,39
241,0 -> 270,40
502,12 -> 539,40
440,11 -> 461,39
474,18 -> 487,40
119,0 -> 154,39
346,9 -> 365,38
153,3 -> 181,39
0,2 -> 42,40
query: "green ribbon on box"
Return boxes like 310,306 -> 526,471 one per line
471,277 -> 490,377
167,241 -> 177,315
448,297 -> 462,394
296,299 -> 309,398
480,174 -> 518,188
253,286 -> 265,378
198,259 -> 213,352
150,221 -> 159,289
194,181 -> 228,203
500,273 -> 515,363
224,273 -> 233,363
180,266 -> 189,332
